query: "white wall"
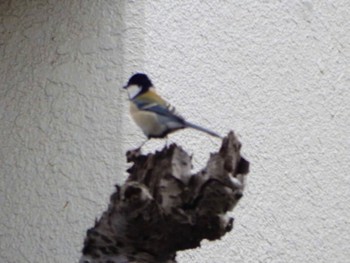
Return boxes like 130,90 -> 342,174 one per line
1,0 -> 349,262
141,1 -> 350,262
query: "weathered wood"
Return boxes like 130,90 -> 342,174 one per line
80,131 -> 249,263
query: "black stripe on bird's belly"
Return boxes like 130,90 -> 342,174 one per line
148,126 -> 186,139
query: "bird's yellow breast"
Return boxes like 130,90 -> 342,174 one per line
129,102 -> 166,137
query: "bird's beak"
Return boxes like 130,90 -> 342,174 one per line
123,84 -> 128,89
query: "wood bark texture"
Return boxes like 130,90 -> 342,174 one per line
80,131 -> 249,263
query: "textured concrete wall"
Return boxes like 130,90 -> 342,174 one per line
1,0 -> 349,263
0,1 -> 128,262
141,1 -> 350,262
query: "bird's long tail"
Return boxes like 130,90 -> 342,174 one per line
185,121 -> 222,138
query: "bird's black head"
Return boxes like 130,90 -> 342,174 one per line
124,73 -> 153,92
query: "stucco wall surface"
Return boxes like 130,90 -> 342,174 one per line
1,0 -> 349,263
141,1 -> 350,262
0,1 -> 130,262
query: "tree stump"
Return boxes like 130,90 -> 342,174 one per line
80,131 -> 249,263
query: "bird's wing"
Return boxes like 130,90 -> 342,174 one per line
133,90 -> 184,122
135,101 -> 184,123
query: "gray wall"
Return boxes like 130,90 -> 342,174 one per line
1,0 -> 349,262
1,1 -> 128,262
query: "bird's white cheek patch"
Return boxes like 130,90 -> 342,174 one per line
127,85 -> 142,99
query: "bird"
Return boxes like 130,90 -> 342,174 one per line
123,73 -> 222,147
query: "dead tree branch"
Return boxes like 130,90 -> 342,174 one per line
80,131 -> 249,263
